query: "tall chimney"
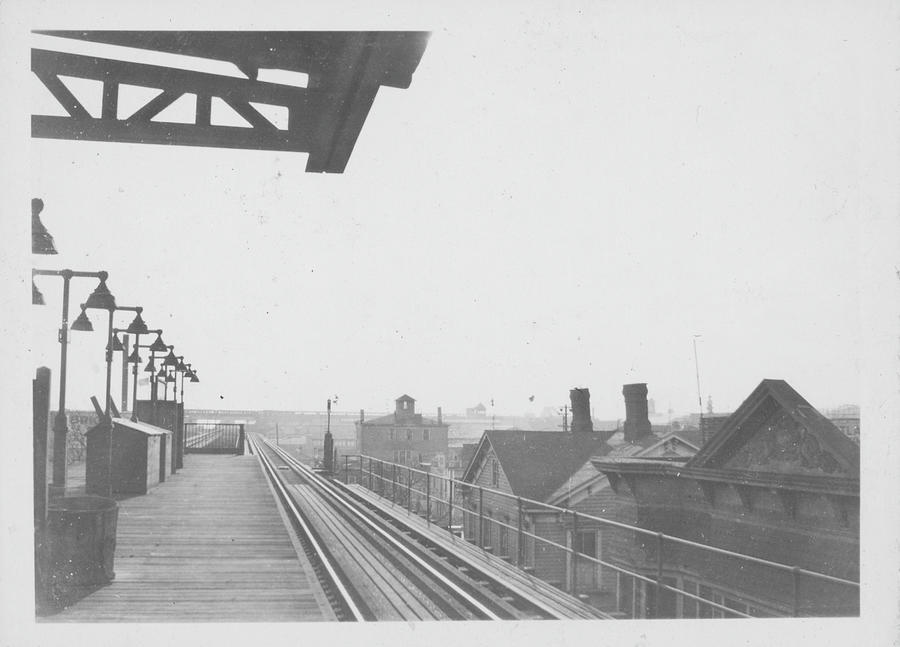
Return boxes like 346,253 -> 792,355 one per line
437,406 -> 442,425
569,388 -> 593,433
622,383 -> 651,443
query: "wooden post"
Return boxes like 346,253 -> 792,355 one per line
392,463 -> 396,504
344,455 -> 349,484
33,367 -> 51,608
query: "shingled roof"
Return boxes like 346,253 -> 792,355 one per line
462,430 -> 610,502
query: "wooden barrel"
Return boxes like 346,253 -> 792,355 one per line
46,495 -> 118,606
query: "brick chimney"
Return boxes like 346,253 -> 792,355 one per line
437,406 -> 442,425
570,388 -> 594,433
622,383 -> 651,443
359,409 -> 365,423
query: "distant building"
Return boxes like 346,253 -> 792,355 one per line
465,402 -> 487,418
827,416 -> 860,444
593,379 -> 860,618
355,395 -> 449,467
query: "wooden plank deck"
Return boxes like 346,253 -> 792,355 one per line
41,454 -> 336,622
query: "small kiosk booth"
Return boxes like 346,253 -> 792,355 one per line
85,417 -> 172,496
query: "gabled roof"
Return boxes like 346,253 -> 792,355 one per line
396,394 -> 416,402
687,379 -> 859,477
546,431 -> 697,506
462,430 -> 610,502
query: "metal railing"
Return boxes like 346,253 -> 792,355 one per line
340,454 -> 859,619
184,423 -> 245,454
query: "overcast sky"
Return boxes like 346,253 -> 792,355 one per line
23,3 -> 880,420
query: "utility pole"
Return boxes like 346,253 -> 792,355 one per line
275,422 -> 279,446
693,335 -> 704,443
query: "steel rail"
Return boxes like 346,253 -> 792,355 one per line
259,437 -> 506,620
249,435 -> 366,622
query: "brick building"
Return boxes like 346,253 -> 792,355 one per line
592,379 -> 860,618
355,394 -> 449,467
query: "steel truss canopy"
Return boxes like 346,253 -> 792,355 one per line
31,31 -> 430,173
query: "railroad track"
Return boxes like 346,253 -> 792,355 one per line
251,434 -> 595,621
185,428 -> 220,448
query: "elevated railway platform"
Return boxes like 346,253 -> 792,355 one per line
40,453 -> 335,622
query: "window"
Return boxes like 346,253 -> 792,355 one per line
681,580 -> 698,618
698,584 -> 713,619
423,428 -> 430,441
389,429 -> 395,440
499,524 -> 509,557
407,429 -> 413,441
573,529 -> 597,557
491,460 -> 500,487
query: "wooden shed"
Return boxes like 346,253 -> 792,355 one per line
85,418 -> 172,496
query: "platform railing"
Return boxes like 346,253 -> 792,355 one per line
184,423 -> 244,454
340,454 -> 859,619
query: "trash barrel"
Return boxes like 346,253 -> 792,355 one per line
46,495 -> 118,606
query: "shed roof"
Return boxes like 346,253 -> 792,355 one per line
88,416 -> 171,436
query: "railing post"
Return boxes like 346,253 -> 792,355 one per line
344,455 -> 349,484
368,457 -> 373,491
571,511 -> 579,594
448,479 -> 454,534
359,454 -> 363,485
516,497 -> 524,567
426,471 -> 431,525
392,463 -> 397,504
406,466 -> 412,513
655,532 -> 664,619
478,487 -> 484,549
238,424 -> 245,454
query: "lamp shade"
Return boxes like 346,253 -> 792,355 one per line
156,367 -> 166,379
32,280 -> 45,305
143,357 -> 156,373
70,308 -> 94,332
162,349 -> 178,367
106,334 -> 124,352
126,311 -> 149,335
175,358 -> 187,372
127,348 -> 141,363
165,372 -> 176,383
149,334 -> 167,352
190,373 -> 199,383
84,278 -> 116,310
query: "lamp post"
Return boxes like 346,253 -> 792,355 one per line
173,356 -> 189,469
131,331 -> 168,421
32,269 -> 107,497
181,364 -> 199,462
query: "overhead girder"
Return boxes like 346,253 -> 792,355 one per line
31,31 -> 430,173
